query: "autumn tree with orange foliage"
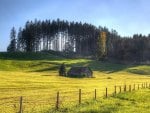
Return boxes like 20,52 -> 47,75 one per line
97,31 -> 107,60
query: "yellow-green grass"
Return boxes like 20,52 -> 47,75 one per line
50,89 -> 150,113
0,52 -> 150,113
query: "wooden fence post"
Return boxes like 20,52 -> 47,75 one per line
129,85 -> 131,92
19,96 -> 23,113
56,91 -> 59,110
138,84 -> 139,90
94,89 -> 97,100
114,86 -> 117,95
106,88 -> 108,98
79,89 -> 81,104
124,85 -> 126,92
119,86 -> 121,93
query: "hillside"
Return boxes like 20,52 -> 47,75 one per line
0,52 -> 150,74
0,52 -> 150,113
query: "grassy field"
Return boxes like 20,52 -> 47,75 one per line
51,89 -> 150,113
0,52 -> 150,113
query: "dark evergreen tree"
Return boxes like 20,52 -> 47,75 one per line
16,27 -> 23,51
7,27 -> 17,52
59,63 -> 66,76
7,19 -> 150,63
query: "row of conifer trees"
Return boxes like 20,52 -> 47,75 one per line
7,19 -> 150,62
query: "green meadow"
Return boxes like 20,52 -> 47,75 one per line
0,52 -> 150,113
53,89 -> 150,113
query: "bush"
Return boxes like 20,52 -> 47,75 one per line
59,63 -> 66,76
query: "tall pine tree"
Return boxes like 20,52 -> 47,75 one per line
7,27 -> 17,52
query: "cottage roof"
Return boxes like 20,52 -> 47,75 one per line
70,66 -> 89,72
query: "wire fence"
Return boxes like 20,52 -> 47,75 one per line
0,82 -> 149,113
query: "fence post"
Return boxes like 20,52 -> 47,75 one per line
138,84 -> 139,90
129,85 -> 131,92
124,84 -> 126,92
119,86 -> 121,93
114,86 -> 116,95
94,89 -> 97,100
106,87 -> 108,98
56,91 -> 59,110
19,96 -> 23,113
79,89 -> 81,104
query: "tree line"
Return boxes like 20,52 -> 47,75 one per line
8,19 -> 100,55
7,19 -> 150,63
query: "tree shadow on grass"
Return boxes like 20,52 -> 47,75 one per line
34,66 -> 59,72
31,60 -> 150,77
1,52 -> 149,75
127,68 -> 150,75
66,60 -> 133,74
31,60 -> 134,74
30,61 -> 60,67
19,53 -> 135,74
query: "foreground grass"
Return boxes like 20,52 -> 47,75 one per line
0,52 -> 150,112
48,89 -> 150,113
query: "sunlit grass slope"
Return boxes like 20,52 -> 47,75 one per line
0,52 -> 150,113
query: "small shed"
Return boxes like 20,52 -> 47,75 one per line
67,66 -> 93,78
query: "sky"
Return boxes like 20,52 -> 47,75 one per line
0,0 -> 150,51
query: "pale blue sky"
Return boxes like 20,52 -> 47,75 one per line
0,0 -> 150,51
